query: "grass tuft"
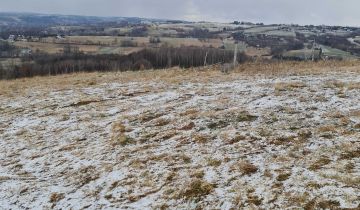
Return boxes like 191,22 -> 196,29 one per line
275,81 -> 306,92
50,192 -> 65,203
309,157 -> 331,171
236,111 -> 258,122
111,122 -> 134,145
239,161 -> 258,175
276,173 -> 291,182
207,158 -> 222,167
193,134 -> 213,143
178,179 -> 215,200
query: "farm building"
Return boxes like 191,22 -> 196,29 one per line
8,35 -> 15,42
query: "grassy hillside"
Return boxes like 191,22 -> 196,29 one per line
1,61 -> 360,209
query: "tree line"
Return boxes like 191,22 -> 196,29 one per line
0,46 -> 248,80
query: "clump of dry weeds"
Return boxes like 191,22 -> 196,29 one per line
275,81 -> 306,92
276,173 -> 291,182
178,179 -> 215,201
237,161 -> 259,175
308,157 -> 331,171
193,133 -> 213,143
50,192 -> 65,204
235,111 -> 258,122
207,158 -> 222,167
111,122 -> 134,146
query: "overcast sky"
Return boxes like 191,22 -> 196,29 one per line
0,0 -> 359,26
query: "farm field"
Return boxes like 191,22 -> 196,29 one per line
264,30 -> 296,37
44,36 -> 149,46
282,49 -> 315,60
351,37 -> 360,45
320,45 -> 358,59
1,13 -> 360,67
12,36 -> 225,55
244,26 -> 280,34
282,46 -> 357,60
244,46 -> 271,57
157,22 -> 242,32
14,41 -> 101,54
0,61 -> 359,209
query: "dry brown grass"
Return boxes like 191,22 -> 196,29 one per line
179,109 -> 199,117
247,194 -> 263,206
271,135 -> 297,145
178,122 -> 195,130
308,157 -> 331,171
3,58 -> 360,209
276,173 -> 291,182
191,170 -> 205,179
324,80 -> 360,90
206,158 -> 222,167
153,118 -> 171,127
349,110 -> 360,117
297,129 -> 312,141
347,82 -> 360,90
193,133 -> 213,143
323,80 -> 346,89
111,122 -> 134,146
2,60 -> 360,97
238,161 -> 258,175
49,192 -> 65,203
317,125 -> 337,133
317,200 -> 341,209
324,111 -> 345,119
226,134 -> 247,144
275,81 -> 307,92
178,179 -> 215,200
157,131 -> 178,141
179,154 -> 192,164
322,172 -> 360,187
339,149 -> 360,160
235,111 -> 259,122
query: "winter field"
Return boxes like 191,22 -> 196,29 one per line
0,61 -> 359,209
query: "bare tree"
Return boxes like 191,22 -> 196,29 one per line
0,63 -> 4,79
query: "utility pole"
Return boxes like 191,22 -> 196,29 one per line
311,39 -> 314,61
311,38 -> 317,61
204,51 -> 208,67
233,43 -> 238,67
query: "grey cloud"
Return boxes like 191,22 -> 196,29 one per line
0,0 -> 359,26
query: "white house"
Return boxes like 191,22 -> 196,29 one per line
8,35 -> 15,42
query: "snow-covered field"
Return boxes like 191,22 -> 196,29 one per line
0,63 -> 359,209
